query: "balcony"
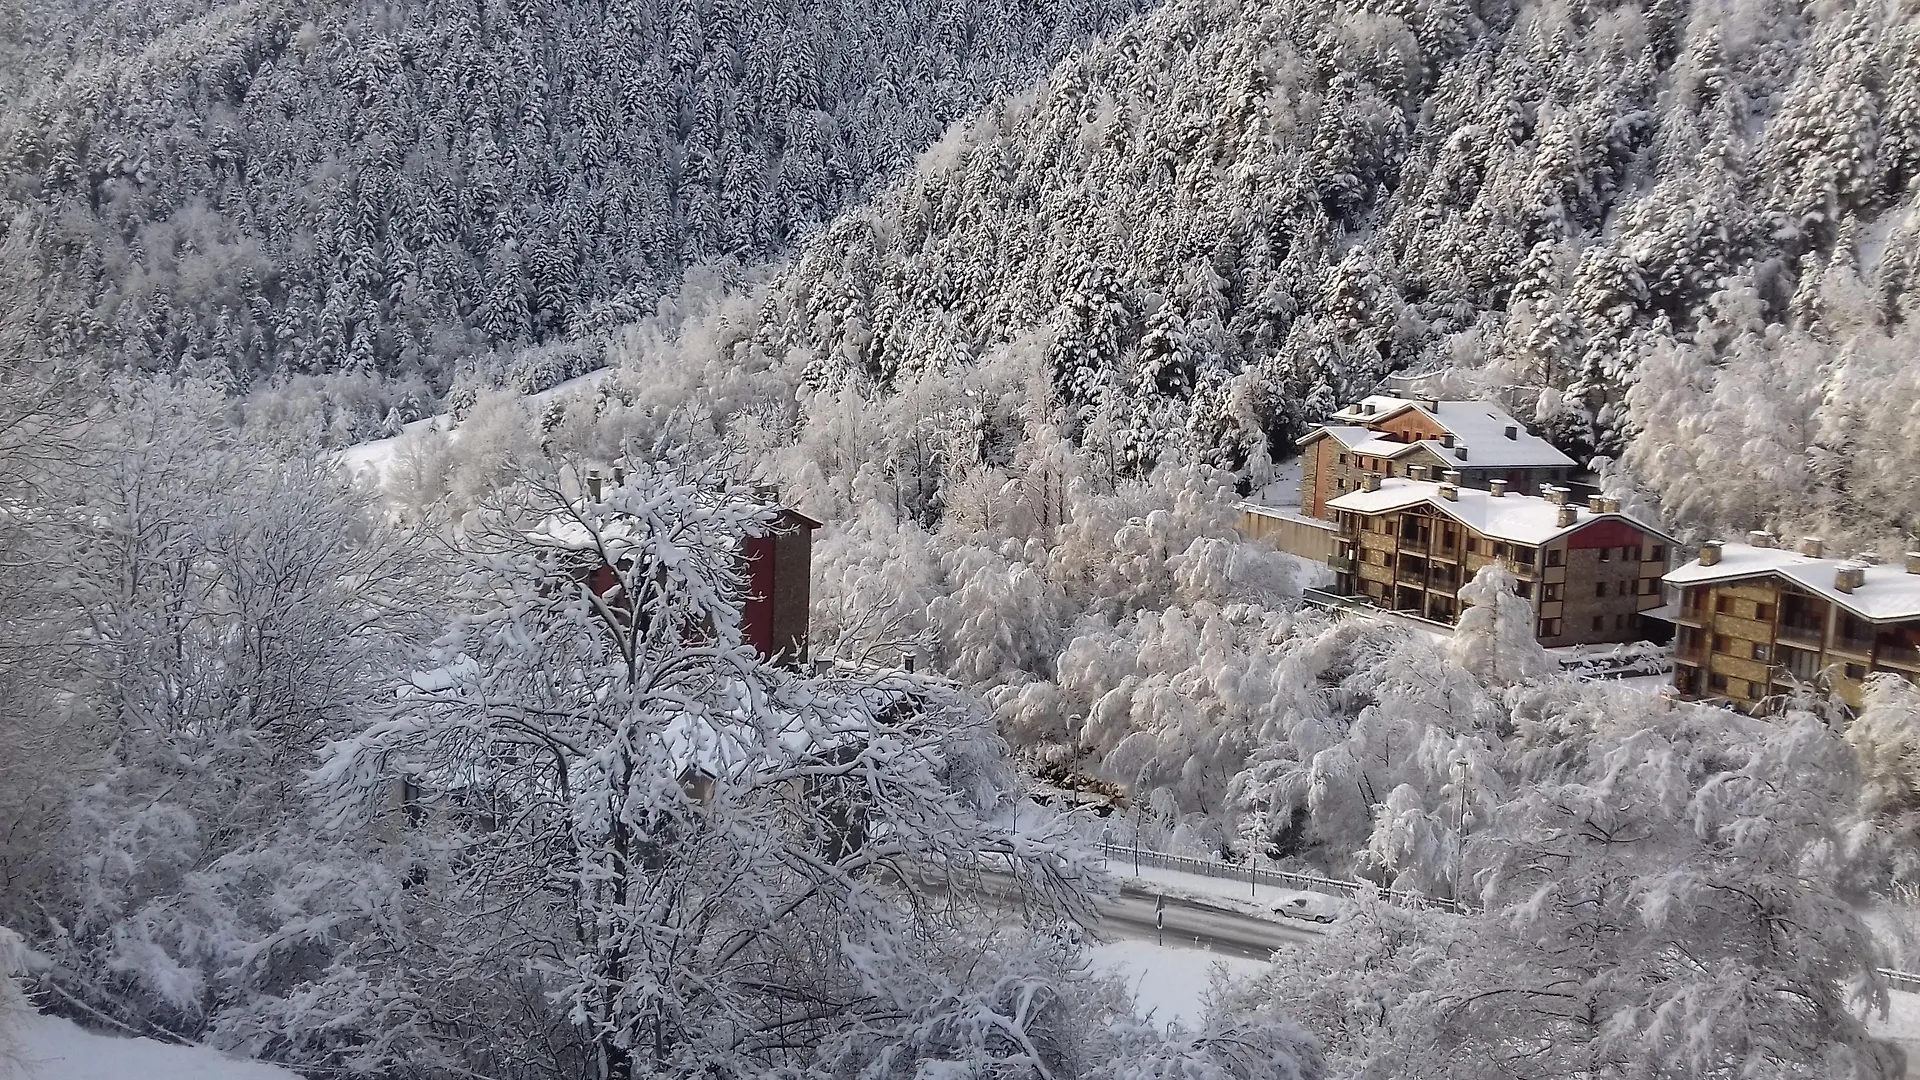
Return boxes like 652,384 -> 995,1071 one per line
1776,621 -> 1824,648
1878,640 -> 1920,671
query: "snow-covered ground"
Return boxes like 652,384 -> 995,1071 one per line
1087,940 -> 1268,1028
9,1010 -> 297,1080
1247,457 -> 1305,510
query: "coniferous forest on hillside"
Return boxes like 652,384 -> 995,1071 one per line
7,0 -> 1920,1076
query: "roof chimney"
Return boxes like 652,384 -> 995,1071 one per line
1556,505 -> 1578,528
1362,472 -> 1381,492
900,650 -> 918,672
1424,398 -> 1440,411
1799,536 -> 1824,558
1455,446 -> 1468,460
1442,469 -> 1462,485
1836,564 -> 1865,593
1503,425 -> 1518,440
1440,483 -> 1459,501
586,469 -> 604,500
1441,433 -> 1455,448
1600,497 -> 1621,514
1489,479 -> 1508,498
1699,540 -> 1723,566
1410,465 -> 1429,481
1907,552 -> 1920,575
1749,530 -> 1775,548
1587,494 -> 1606,513
1543,486 -> 1567,506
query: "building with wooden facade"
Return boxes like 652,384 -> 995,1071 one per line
1323,471 -> 1671,646
1665,534 -> 1920,710
1296,396 -> 1580,520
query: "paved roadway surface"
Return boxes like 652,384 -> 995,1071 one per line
952,868 -> 1326,959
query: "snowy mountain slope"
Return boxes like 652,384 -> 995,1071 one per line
603,0 -> 1920,540
0,0 -> 1153,418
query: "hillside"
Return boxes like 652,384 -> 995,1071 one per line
0,0 -> 1150,427
607,0 -> 1920,544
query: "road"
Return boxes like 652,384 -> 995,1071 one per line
946,867 -> 1327,960
1097,880 -> 1326,959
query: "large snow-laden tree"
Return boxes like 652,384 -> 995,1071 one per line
311,452 -> 1131,1079
1450,563 -> 1552,686
1237,699 -> 1903,1080
1,377 -> 434,1063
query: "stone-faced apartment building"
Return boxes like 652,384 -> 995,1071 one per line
1665,534 -> 1920,710
1297,396 -> 1580,520
1324,472 -> 1672,646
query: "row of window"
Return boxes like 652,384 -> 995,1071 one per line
1536,612 -> 1642,638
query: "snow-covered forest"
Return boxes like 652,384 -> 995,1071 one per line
7,0 -> 1920,1072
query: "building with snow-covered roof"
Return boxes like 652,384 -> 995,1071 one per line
1665,534 -> 1920,710
1324,473 -> 1671,646
1296,396 -> 1580,519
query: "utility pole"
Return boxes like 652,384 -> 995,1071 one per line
1155,894 -> 1165,947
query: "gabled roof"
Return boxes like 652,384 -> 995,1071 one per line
1294,424 -> 1376,449
1326,478 -> 1671,547
1665,544 -> 1920,624
1312,397 -> 1578,470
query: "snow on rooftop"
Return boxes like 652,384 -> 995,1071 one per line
1326,478 -> 1666,547
1316,397 -> 1577,469
1666,543 -> 1920,623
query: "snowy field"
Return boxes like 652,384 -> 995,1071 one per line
8,1010 -> 297,1080
1087,940 -> 1268,1028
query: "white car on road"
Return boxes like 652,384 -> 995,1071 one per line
1272,894 -> 1338,924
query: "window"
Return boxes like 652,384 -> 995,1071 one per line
1493,542 -> 1509,559
1546,549 -> 1565,567
1592,616 -> 1604,631
1540,618 -> 1563,637
1751,643 -> 1769,661
1754,603 -> 1774,622
1512,546 -> 1537,564
1845,663 -> 1868,680
1715,596 -> 1733,614
1543,583 -> 1563,602
1709,672 -> 1730,693
1599,547 -> 1612,562
1712,634 -> 1731,653
1338,453 -> 1348,465
1639,578 -> 1657,595
1595,582 -> 1608,598
1649,545 -> 1667,562
1516,581 -> 1533,599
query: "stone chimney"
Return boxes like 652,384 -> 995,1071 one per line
1556,505 -> 1578,528
1906,552 -> 1920,575
1587,494 -> 1606,513
1454,446 -> 1469,460
1362,473 -> 1381,492
1410,465 -> 1429,481
1441,433 -> 1455,448
900,649 -> 918,673
1424,398 -> 1440,411
1503,425 -> 1518,440
1489,479 -> 1508,498
1543,486 -> 1567,506
1440,482 -> 1460,501
1748,530 -> 1775,548
1442,469 -> 1462,486
1600,497 -> 1621,514
1799,536 -> 1824,558
1699,540 -> 1723,566
1836,565 -> 1866,593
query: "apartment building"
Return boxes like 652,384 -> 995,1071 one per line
1665,534 -> 1920,710
1296,396 -> 1580,519
1324,472 -> 1671,646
